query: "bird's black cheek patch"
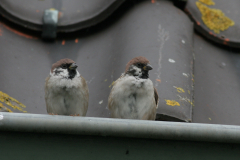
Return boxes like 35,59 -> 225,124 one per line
54,70 -> 63,75
68,69 -> 77,79
141,70 -> 149,79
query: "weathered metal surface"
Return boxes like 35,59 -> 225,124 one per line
186,0 -> 240,48
0,1 -> 194,121
42,9 -> 58,39
0,0 -> 125,32
1,113 -> 240,160
1,132 -> 240,160
1,112 -> 240,143
192,33 -> 240,125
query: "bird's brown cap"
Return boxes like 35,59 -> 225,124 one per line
125,56 -> 150,73
51,58 -> 75,72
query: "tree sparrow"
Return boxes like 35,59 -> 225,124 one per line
45,58 -> 89,116
108,56 -> 158,120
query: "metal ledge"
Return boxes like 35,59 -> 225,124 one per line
0,112 -> 240,143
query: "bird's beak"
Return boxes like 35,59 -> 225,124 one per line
69,63 -> 78,70
143,64 -> 153,70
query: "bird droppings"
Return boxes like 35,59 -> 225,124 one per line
196,1 -> 235,34
75,38 -> 78,43
0,114 -> 3,120
182,73 -> 189,77
165,100 -> 180,106
222,62 -> 226,66
177,95 -> 194,107
168,59 -> 175,63
155,24 -> 169,87
0,91 -> 27,113
99,100 -> 103,104
199,0 -> 215,5
173,86 -> 185,93
62,40 -> 65,45
182,40 -> 185,44
86,77 -> 95,84
156,79 -> 161,83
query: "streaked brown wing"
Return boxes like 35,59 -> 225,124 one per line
44,76 -> 50,113
108,75 -> 124,117
80,75 -> 89,116
154,87 -> 159,106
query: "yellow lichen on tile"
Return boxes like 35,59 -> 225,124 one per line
188,90 -> 190,94
0,103 -> 13,112
109,81 -> 115,88
188,100 -> 195,107
196,1 -> 235,34
0,91 -> 27,112
165,100 -> 180,106
173,86 -> 185,93
199,0 -> 215,5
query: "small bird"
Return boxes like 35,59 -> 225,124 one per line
45,58 -> 89,116
108,56 -> 158,120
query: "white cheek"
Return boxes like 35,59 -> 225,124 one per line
51,68 -> 68,78
59,69 -> 69,77
131,66 -> 142,77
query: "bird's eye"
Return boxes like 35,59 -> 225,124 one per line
137,63 -> 141,67
62,64 -> 67,69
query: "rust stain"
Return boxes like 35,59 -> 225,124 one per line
209,31 -> 213,35
0,22 -> 38,39
225,38 -> 229,41
58,12 -> 63,18
0,91 -> 27,113
156,79 -> 161,83
62,40 -> 65,45
36,10 -> 39,13
75,38 -> 78,43
151,0 -> 155,3
0,28 -> 2,36
223,41 -> 227,45
196,21 -> 201,25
